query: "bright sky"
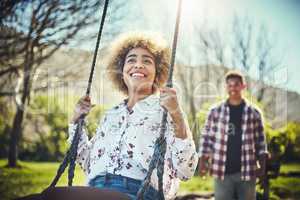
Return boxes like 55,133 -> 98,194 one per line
76,0 -> 300,94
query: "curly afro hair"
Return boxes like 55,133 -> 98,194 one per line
106,32 -> 171,95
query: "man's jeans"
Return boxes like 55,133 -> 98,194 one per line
88,173 -> 159,200
214,173 -> 256,200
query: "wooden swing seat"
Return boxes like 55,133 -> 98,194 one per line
14,186 -> 131,200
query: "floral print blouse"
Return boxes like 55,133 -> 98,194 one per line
67,94 -> 198,199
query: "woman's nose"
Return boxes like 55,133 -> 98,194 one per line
134,62 -> 144,69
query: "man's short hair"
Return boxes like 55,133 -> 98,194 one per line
225,70 -> 245,84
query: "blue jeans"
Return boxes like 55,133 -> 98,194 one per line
214,173 -> 256,200
88,173 -> 159,200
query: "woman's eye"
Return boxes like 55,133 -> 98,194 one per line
127,58 -> 136,63
143,59 -> 152,64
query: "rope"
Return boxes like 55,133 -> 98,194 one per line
67,118 -> 85,186
86,0 -> 110,96
48,0 -> 110,188
137,0 -> 183,199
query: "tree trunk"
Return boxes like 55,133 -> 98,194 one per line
7,43 -> 33,167
8,106 -> 24,167
8,72 -> 31,167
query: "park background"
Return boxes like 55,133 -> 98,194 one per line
1,0 -> 300,199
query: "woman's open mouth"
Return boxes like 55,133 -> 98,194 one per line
130,72 -> 147,78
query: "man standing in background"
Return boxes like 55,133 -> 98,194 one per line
198,71 -> 268,200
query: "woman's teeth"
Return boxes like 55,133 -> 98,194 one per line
131,73 -> 145,77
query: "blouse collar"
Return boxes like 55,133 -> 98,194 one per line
114,93 -> 159,112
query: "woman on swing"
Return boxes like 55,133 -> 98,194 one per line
68,32 -> 198,200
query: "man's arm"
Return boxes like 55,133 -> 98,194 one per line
254,110 -> 268,177
198,109 -> 214,176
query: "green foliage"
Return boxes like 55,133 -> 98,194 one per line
0,93 -> 107,162
266,122 -> 300,162
270,177 -> 300,199
280,162 -> 300,173
85,105 -> 107,138
17,95 -> 69,161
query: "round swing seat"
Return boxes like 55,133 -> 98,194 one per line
15,186 -> 131,200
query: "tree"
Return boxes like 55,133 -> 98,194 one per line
231,16 -> 282,98
0,0 -> 124,167
175,16 -> 282,147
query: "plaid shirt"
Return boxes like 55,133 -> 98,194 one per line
198,99 -> 268,180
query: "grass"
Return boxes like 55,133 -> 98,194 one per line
0,159 -> 85,200
179,176 -> 213,194
0,160 -> 300,200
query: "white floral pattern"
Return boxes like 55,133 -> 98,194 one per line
67,94 -> 198,199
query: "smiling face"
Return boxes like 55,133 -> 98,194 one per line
226,77 -> 246,98
122,47 -> 156,94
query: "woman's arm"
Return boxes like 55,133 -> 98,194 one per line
169,108 -> 189,139
159,87 -> 198,180
67,95 -> 99,174
67,123 -> 97,174
159,87 -> 191,140
165,111 -> 198,181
